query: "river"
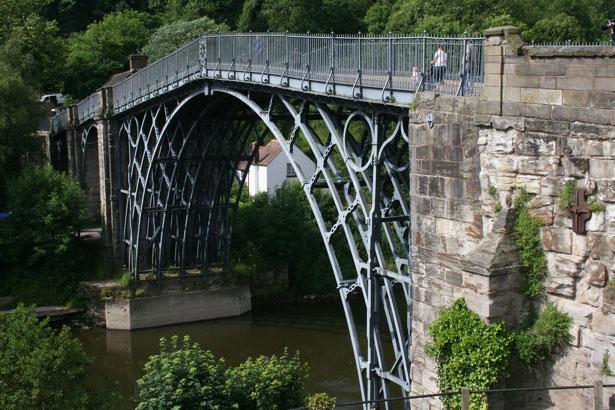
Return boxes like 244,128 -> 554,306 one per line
75,300 -> 362,409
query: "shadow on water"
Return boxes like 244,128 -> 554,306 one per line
76,300 -> 366,409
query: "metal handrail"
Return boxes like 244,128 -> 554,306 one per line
111,32 -> 486,111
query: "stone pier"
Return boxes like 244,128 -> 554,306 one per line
409,26 -> 615,409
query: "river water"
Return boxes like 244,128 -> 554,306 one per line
75,300 -> 362,408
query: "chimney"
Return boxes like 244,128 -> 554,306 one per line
129,54 -> 148,71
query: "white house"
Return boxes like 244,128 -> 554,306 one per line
246,140 -> 315,196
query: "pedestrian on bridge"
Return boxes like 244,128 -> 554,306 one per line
431,45 -> 447,83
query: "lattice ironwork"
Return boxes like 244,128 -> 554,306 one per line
116,87 -> 411,409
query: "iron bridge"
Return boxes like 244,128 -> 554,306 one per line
49,32 -> 486,409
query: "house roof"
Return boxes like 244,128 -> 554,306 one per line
102,69 -> 137,88
254,140 -> 283,166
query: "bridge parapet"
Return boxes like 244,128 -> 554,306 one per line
111,32 -> 485,112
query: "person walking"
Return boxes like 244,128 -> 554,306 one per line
431,45 -> 447,83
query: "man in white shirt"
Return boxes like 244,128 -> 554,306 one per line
431,45 -> 447,83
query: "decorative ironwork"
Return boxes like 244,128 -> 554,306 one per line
116,87 -> 411,409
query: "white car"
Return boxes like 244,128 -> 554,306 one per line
40,93 -> 65,106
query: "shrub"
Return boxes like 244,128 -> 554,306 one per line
306,392 -> 336,410
225,348 -> 309,410
588,198 -> 606,213
0,305 -> 91,410
513,187 -> 546,297
514,303 -> 572,364
426,299 -> 512,410
136,338 -> 309,410
136,336 -> 227,410
0,165 -> 87,304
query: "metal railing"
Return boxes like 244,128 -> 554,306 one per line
77,93 -> 103,123
49,109 -> 70,133
112,32 -> 485,111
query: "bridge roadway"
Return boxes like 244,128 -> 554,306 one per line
47,32 -> 486,410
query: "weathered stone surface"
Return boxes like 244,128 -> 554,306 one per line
592,310 -> 615,336
520,88 -> 562,105
585,261 -> 607,287
589,159 -> 615,179
555,298 -> 593,326
542,227 -> 572,254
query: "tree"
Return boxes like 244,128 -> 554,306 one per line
0,165 -> 87,304
142,16 -> 229,62
238,0 -> 268,32
0,62 -> 44,207
0,14 -> 66,92
152,0 -> 244,27
136,336 -> 228,410
364,0 -> 395,33
64,11 -> 152,99
0,305 -> 91,410
0,0 -> 52,43
523,13 -> 584,43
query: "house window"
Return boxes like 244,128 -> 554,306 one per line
286,163 -> 296,177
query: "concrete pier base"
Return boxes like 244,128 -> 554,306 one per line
105,284 -> 251,330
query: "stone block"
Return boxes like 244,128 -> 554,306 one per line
596,65 -> 615,77
562,157 -> 589,177
556,76 -> 594,91
542,227 -> 572,254
507,74 -> 541,88
589,159 -> 615,179
597,180 -> 615,202
520,88 -> 562,105
516,174 -> 541,193
530,206 -> 554,225
525,119 -> 569,134
477,100 -> 501,116
586,211 -> 605,232
518,103 -> 551,119
514,64 -> 566,76
555,298 -> 593,326
589,91 -> 615,109
594,77 -> 615,92
515,133 -> 561,156
565,65 -> 596,77
571,233 -> 589,257
563,90 -> 589,107
492,116 -> 525,131
552,106 -> 593,123
592,310 -> 615,336
487,129 -> 516,153
585,261 -> 607,287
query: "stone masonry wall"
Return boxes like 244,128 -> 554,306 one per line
409,26 -> 615,409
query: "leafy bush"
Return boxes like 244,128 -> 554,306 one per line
136,336 -> 227,410
0,305 -> 91,410
426,299 -> 512,410
513,187 -> 546,297
306,392 -> 336,410
0,165 -> 87,304
588,198 -> 606,213
514,303 -> 572,364
226,349 -> 309,409
523,13 -> 584,44
142,16 -> 229,62
136,337 -> 308,410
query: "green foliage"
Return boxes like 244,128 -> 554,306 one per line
136,337 -> 308,410
513,187 -> 546,298
306,392 -> 336,410
0,305 -> 91,410
226,348 -> 309,409
495,202 -> 502,213
514,303 -> 572,364
559,180 -> 576,210
0,63 -> 44,206
603,351 -> 614,377
64,11 -> 152,98
609,277 -> 615,293
488,184 -> 497,197
0,165 -> 87,304
232,182 -> 340,299
142,16 -> 229,62
426,299 -> 512,410
238,0 -> 268,32
364,0 -> 395,34
589,198 -> 606,213
136,335 -> 228,410
152,0 -> 244,27
524,13 -> 584,44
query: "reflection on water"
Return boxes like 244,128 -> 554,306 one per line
76,300 -> 362,408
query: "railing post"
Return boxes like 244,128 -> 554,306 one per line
594,380 -> 603,410
421,31 -> 427,74
460,387 -> 470,410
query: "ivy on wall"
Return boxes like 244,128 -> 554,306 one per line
513,187 -> 546,297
